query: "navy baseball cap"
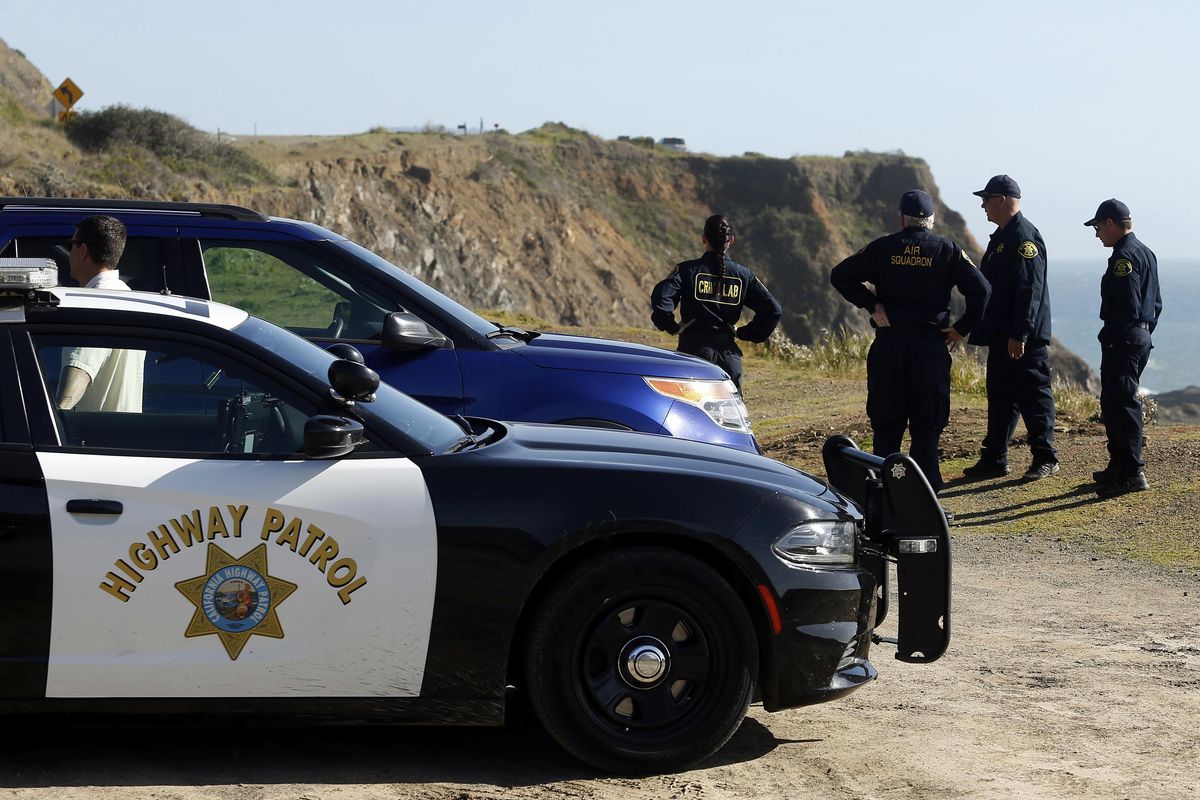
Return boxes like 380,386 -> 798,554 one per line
1084,199 -> 1131,227
899,189 -> 935,217
972,174 -> 1022,199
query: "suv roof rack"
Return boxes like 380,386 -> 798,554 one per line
0,196 -> 269,222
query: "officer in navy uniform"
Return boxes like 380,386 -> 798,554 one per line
964,175 -> 1060,481
651,214 -> 782,390
830,189 -> 990,492
1085,199 -> 1162,497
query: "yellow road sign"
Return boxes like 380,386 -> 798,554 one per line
57,110 -> 78,125
53,78 -> 83,110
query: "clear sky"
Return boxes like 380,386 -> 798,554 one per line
2,0 -> 1194,259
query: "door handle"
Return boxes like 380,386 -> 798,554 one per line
66,499 -> 124,516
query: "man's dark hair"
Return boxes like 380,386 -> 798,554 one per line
703,214 -> 733,277
74,215 -> 127,268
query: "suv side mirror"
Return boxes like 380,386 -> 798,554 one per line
382,311 -> 451,352
303,415 -> 365,459
328,358 -> 380,402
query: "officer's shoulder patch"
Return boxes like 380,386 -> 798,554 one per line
1113,258 -> 1133,277
1018,241 -> 1039,259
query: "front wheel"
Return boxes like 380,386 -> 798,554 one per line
524,548 -> 758,773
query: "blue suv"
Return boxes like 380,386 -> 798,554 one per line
0,197 -> 758,451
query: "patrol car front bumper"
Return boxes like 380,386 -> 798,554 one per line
759,564 -> 880,712
756,435 -> 952,711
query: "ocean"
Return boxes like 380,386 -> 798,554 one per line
1048,257 -> 1197,394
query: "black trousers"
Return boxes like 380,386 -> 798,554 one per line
679,334 -> 743,390
866,332 -> 950,491
1100,326 -> 1152,475
980,341 -> 1057,466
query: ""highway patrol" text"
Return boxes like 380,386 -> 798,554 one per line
99,504 -> 369,605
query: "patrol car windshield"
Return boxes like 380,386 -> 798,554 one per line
232,316 -> 466,453
335,240 -> 506,340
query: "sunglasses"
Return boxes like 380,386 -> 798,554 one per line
68,238 -> 87,248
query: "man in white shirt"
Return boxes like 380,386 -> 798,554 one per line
57,215 -> 144,412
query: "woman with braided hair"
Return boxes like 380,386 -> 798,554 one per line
651,214 -> 782,390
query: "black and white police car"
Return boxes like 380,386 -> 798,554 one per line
0,259 -> 951,773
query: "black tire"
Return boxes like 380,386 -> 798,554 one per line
524,548 -> 757,774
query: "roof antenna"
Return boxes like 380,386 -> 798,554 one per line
160,263 -> 172,295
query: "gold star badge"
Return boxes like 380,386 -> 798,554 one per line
175,543 -> 298,661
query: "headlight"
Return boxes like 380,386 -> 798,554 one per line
772,521 -> 857,566
644,377 -> 752,433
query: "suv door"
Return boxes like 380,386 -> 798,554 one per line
179,228 -> 466,415
17,325 -> 438,699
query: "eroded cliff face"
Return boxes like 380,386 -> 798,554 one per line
212,130 -> 979,346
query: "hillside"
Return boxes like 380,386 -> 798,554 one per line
0,36 -> 1096,389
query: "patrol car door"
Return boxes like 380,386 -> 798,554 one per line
0,221 -> 187,293
179,230 -> 466,415
21,327 -> 438,699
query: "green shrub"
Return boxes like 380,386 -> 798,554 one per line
65,105 -> 275,187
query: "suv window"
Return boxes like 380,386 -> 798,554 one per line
5,236 -> 168,292
201,240 -> 395,341
32,333 -> 313,456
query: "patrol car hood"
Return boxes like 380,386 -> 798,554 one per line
492,422 -> 849,513
516,333 -> 727,380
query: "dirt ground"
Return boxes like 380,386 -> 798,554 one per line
0,535 -> 1195,800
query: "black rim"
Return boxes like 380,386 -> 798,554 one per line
575,597 -> 715,734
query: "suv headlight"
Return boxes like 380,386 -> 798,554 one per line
772,521 -> 857,566
644,377 -> 752,433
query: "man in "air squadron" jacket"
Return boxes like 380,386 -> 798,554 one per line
831,189 -> 990,492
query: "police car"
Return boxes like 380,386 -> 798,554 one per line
0,260 -> 951,773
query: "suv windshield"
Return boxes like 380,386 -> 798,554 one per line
335,240 -> 503,340
232,315 -> 465,453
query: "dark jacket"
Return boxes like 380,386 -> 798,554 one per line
651,252 -> 782,344
829,227 -> 990,335
1099,232 -> 1162,344
969,211 -> 1052,346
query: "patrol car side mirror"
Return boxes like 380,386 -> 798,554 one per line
303,415 -> 366,459
328,358 -> 380,403
382,311 -> 451,352
326,343 -> 365,363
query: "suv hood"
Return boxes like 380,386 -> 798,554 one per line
516,332 -> 728,380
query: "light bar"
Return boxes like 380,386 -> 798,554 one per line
0,258 -> 58,289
